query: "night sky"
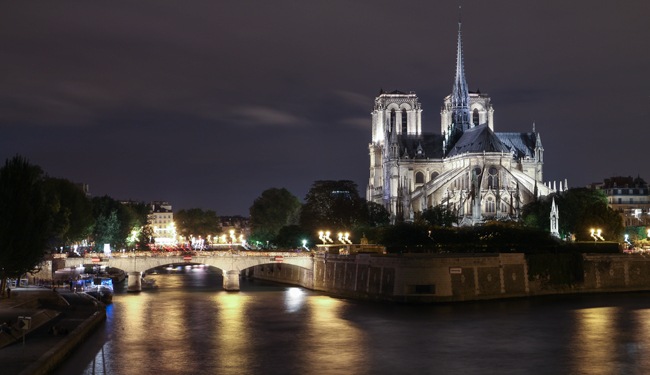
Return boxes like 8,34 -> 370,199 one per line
1,1 -> 649,216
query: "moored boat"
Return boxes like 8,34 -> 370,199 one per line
79,276 -> 114,304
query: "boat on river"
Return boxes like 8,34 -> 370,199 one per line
79,276 -> 114,304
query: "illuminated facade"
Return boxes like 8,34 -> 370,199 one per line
367,21 -> 562,225
148,201 -> 177,246
594,176 -> 650,227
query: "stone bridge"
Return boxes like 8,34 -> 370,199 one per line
64,251 -> 314,292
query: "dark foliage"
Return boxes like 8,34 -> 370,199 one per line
300,180 -> 366,234
43,177 -> 93,250
274,225 -> 310,249
175,208 -> 220,239
522,188 -> 623,241
249,188 -> 301,245
0,156 -> 53,286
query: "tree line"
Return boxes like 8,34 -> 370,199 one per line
250,181 -> 625,252
0,155 -> 625,295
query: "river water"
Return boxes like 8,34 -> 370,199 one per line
53,266 -> 650,375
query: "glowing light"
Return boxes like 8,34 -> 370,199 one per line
590,228 -> 604,241
284,287 -> 305,313
318,230 -> 333,244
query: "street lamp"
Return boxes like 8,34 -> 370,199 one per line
590,228 -> 604,242
318,230 -> 332,244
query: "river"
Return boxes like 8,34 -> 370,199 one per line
53,265 -> 650,375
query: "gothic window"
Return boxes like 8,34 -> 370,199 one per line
390,109 -> 396,132
488,166 -> 498,189
402,109 -> 408,134
415,172 -> 424,184
486,197 -> 495,213
473,108 -> 479,126
431,172 -> 439,181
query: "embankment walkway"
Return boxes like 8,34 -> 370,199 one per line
0,287 -> 105,375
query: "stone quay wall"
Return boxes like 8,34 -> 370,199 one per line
251,253 -> 650,303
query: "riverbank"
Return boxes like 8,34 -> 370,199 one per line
251,252 -> 650,303
0,287 -> 106,375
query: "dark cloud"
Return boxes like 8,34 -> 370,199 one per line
1,0 -> 649,214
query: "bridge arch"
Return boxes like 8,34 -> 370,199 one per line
63,252 -> 314,292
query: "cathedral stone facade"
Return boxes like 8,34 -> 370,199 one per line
366,22 -> 556,225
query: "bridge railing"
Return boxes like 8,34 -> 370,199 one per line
82,250 -> 312,260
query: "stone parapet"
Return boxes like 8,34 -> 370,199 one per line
252,252 -> 650,303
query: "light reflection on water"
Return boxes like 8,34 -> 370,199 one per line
54,269 -> 650,375
303,296 -> 369,374
570,307 -> 618,375
215,293 -> 252,374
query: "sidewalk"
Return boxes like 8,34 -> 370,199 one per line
0,287 -> 106,375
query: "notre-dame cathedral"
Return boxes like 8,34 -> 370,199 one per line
366,21 -> 564,225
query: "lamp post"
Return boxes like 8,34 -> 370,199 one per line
318,230 -> 332,244
590,228 -> 604,242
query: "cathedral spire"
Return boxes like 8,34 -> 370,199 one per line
449,8 -> 472,147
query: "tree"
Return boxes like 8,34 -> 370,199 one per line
175,208 -> 220,240
522,188 -> 624,241
0,156 -> 53,295
364,201 -> 390,227
420,204 -> 458,227
121,201 -> 152,250
300,180 -> 366,235
249,188 -> 301,246
43,177 -> 94,251
93,210 -> 122,250
378,223 -> 432,253
274,225 -> 310,249
91,196 -> 133,251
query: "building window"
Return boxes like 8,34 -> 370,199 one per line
402,109 -> 408,134
488,166 -> 498,189
486,197 -> 495,213
473,108 -> 479,126
431,172 -> 439,181
415,172 -> 424,184
390,109 -> 396,132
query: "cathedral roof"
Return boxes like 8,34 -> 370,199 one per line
395,133 -> 445,159
446,124 -> 509,157
496,132 -> 538,159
